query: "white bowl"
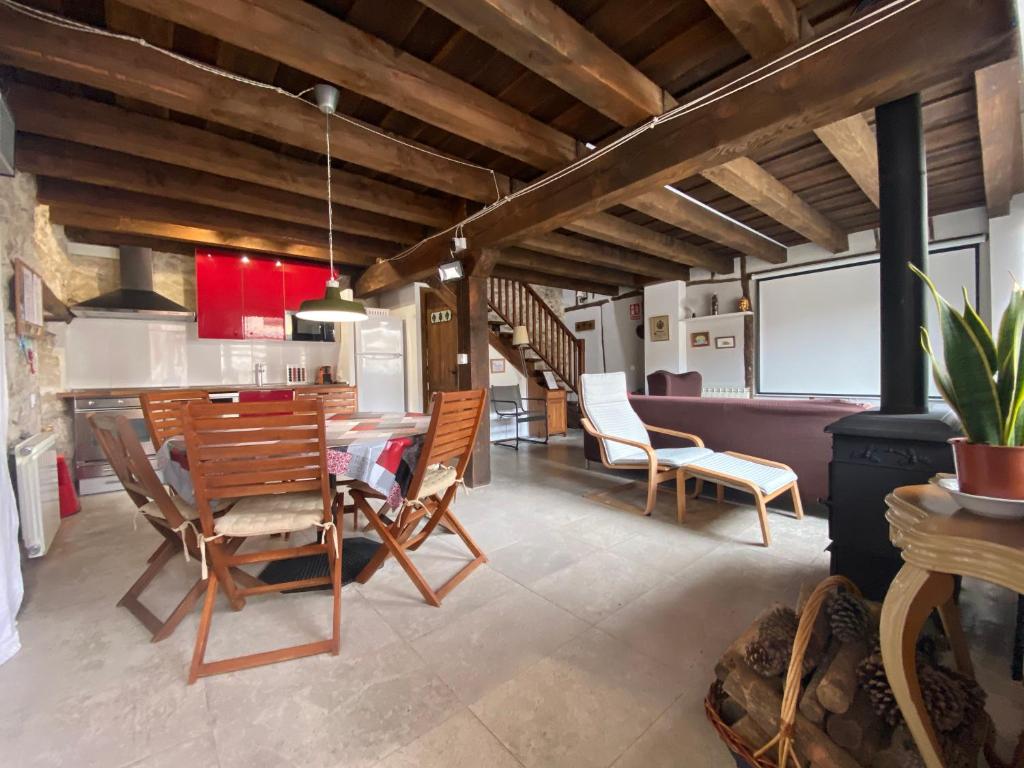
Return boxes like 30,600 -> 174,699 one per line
931,474 -> 1024,519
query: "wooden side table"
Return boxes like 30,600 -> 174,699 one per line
526,379 -> 567,438
880,484 -> 1024,767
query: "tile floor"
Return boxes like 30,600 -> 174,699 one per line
2,434 -> 1021,767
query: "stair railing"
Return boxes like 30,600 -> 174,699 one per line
487,277 -> 585,394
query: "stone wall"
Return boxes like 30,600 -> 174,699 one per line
0,171 -> 195,457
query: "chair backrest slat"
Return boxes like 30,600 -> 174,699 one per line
183,400 -> 331,534
140,389 -> 210,450
87,412 -> 189,529
490,385 -> 522,415
406,389 -> 487,499
579,372 -> 651,464
295,386 -> 358,418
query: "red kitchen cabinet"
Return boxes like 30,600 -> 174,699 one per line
196,249 -> 244,340
283,261 -> 331,312
241,256 -> 285,340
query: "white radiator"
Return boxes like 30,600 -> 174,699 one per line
13,433 -> 60,558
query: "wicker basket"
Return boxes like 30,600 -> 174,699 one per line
705,575 -> 860,768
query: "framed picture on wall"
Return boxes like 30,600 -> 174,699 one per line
715,336 -> 736,349
690,331 -> 710,347
574,319 -> 596,332
489,358 -> 505,373
649,315 -> 670,342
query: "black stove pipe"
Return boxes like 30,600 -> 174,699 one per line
876,93 -> 929,415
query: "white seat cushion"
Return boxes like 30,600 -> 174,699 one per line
213,491 -> 326,537
580,372 -> 653,465
412,464 -> 458,500
611,446 -> 714,467
686,454 -> 797,495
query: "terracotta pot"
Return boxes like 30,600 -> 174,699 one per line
950,438 -> 1024,499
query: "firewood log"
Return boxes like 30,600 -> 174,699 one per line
800,643 -> 840,725
720,695 -> 747,726
826,691 -> 887,765
723,661 -> 863,768
731,714 -> 771,753
817,640 -> 869,715
871,726 -> 920,768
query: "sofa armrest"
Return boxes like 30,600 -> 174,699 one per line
644,423 -> 705,448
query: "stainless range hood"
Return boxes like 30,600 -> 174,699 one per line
71,247 -> 194,320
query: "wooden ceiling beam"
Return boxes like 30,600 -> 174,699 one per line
518,233 -> 689,281
417,0 -> 666,126
975,58 -> 1024,217
103,0 -> 174,119
113,0 -> 576,169
492,265 -> 618,296
564,215 -> 733,273
702,159 -> 849,252
704,0 -> 800,60
419,0 -> 779,263
355,0 -> 1014,295
502,248 -> 644,287
16,134 -> 428,245
0,5 -> 503,202
37,179 -> 392,266
812,116 -> 880,207
6,85 -> 457,229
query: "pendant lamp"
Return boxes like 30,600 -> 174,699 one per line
296,84 -> 367,323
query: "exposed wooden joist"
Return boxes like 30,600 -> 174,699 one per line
37,179 -> 392,266
565,215 -> 733,273
702,159 -> 849,252
502,248 -> 645,287
6,85 -> 457,228
0,6 -> 503,202
115,0 -> 576,169
355,0 -> 1014,295
975,58 -> 1024,217
418,0 -> 667,126
114,0 -> 735,269
103,0 -> 174,119
708,0 -> 880,212
518,233 -> 690,281
492,265 -> 618,296
813,116 -> 881,207
419,0 -> 779,263
15,135 -> 427,245
629,190 -> 785,263
704,0 -> 800,60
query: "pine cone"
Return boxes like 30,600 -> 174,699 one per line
826,591 -> 871,643
744,606 -> 798,677
944,667 -> 986,721
919,665 -> 966,732
858,652 -> 903,726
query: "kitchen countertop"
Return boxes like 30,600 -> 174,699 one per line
58,384 -> 353,399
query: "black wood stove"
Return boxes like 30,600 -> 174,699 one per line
824,94 -> 960,601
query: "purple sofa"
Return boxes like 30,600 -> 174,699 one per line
646,370 -> 703,397
584,395 -> 868,505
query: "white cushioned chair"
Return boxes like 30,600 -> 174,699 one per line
579,372 -> 802,545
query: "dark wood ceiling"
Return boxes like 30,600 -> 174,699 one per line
0,0 -> 1004,291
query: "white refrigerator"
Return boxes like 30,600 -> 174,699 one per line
355,316 -> 406,412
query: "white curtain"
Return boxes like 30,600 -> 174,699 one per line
0,286 -> 23,665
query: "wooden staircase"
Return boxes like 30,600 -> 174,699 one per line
487,277 -> 585,394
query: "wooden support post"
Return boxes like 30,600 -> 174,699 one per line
740,256 -> 754,392
456,254 -> 493,488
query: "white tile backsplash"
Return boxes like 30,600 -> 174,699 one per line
64,319 -> 342,389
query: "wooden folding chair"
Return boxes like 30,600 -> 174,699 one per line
88,412 -> 255,642
349,389 -> 487,607
182,399 -> 341,683
295,385 -> 358,417
140,389 -> 210,450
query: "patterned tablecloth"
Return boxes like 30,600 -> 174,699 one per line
157,412 -> 431,509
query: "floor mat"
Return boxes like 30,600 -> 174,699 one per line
258,537 -> 381,591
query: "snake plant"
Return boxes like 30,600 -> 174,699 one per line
911,264 -> 1024,446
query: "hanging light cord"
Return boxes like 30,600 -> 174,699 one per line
324,111 -> 335,281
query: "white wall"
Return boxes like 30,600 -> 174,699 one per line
682,314 -> 746,389
989,194 -> 1024,326
643,281 -> 686,388
488,344 -> 527,393
564,294 -> 645,392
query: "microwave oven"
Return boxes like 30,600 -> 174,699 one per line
285,313 -> 335,342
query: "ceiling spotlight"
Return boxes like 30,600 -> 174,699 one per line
438,259 -> 464,282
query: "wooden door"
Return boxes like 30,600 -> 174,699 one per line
421,288 -> 459,404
